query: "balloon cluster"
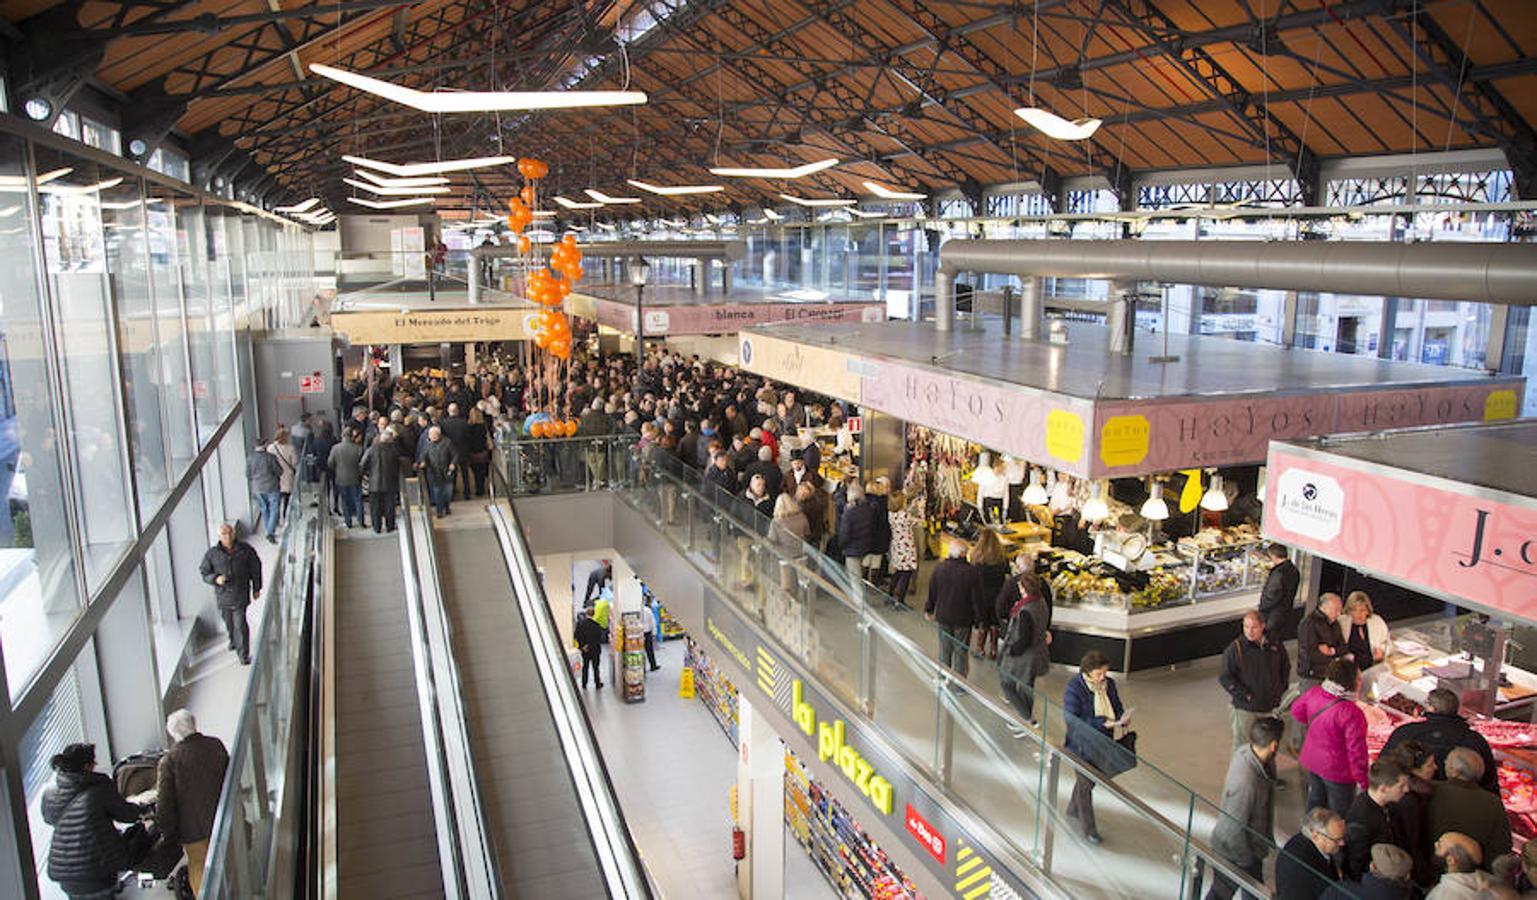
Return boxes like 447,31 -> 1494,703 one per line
529,418 -> 578,439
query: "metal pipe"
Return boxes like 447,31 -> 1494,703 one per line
694,259 -> 706,296
1108,280 -> 1135,355
1019,276 -> 1043,340
936,239 -> 1537,306
467,262 -> 480,304
935,269 -> 954,331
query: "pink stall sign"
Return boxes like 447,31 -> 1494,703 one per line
587,297 -> 884,336
1264,448 -> 1537,617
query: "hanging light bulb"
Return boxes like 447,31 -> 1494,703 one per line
1081,481 -> 1110,523
1200,473 -> 1230,512
1020,469 -> 1048,506
1048,472 -> 1072,511
1140,477 -> 1169,521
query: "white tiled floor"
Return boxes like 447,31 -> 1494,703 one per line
579,636 -> 836,900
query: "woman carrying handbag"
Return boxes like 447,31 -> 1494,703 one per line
1063,650 -> 1136,845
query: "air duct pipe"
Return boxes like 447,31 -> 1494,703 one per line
469,239 -> 746,300
937,239 -> 1537,347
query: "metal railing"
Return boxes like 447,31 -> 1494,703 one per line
497,433 -> 1351,899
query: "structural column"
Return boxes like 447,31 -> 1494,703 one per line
736,696 -> 785,900
1107,279 -> 1136,354
1019,276 -> 1043,340
935,269 -> 954,332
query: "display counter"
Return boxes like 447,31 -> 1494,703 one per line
1361,617 -> 1537,718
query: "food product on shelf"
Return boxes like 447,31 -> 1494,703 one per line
784,750 -> 923,900
1130,571 -> 1188,609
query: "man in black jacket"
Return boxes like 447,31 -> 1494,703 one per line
1276,807 -> 1345,900
925,542 -> 983,678
1258,544 -> 1300,638
1297,593 -> 1345,687
574,607 -> 607,689
439,402 -> 472,499
1220,611 -> 1292,751
416,426 -> 460,517
199,523 -> 263,664
360,431 -> 402,533
1342,758 -> 1411,879
157,709 -> 230,895
743,445 -> 782,499
1380,687 -> 1499,792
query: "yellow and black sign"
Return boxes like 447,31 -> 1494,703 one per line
678,666 -> 696,700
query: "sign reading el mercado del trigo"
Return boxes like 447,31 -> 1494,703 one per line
329,308 -> 543,344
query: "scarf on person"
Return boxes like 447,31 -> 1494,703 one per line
1321,678 -> 1351,698
1087,676 -> 1119,738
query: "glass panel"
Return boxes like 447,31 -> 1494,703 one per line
0,135 -> 83,700
177,200 -> 220,443
35,147 -> 138,589
166,469 -> 208,622
21,662 -> 93,900
145,192 -> 196,478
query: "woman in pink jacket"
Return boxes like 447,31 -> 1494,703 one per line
1291,658 -> 1367,815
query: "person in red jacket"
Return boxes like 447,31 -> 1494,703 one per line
1292,658 -> 1368,815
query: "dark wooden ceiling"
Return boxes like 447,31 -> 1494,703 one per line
6,0 -> 1536,212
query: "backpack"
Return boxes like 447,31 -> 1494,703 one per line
1003,603 -> 1036,657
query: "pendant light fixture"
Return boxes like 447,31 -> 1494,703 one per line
1081,481 -> 1110,523
627,179 -> 724,196
274,197 -> 321,214
862,180 -> 927,201
763,209 -> 783,221
779,193 -> 856,208
1012,107 -> 1102,141
355,170 -> 450,188
584,189 -> 641,205
1139,477 -> 1169,521
344,178 -> 450,196
1020,469 -> 1049,506
554,195 -> 604,210
848,209 -> 883,219
310,63 -> 648,112
347,196 -> 436,209
1200,472 -> 1230,512
709,158 -> 839,179
344,154 -> 515,177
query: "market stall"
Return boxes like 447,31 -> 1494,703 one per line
742,318 -> 1523,671
1266,420 -> 1537,846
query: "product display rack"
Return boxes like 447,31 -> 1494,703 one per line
783,749 -> 921,900
620,610 -> 646,703
658,602 -> 687,641
685,638 -> 740,745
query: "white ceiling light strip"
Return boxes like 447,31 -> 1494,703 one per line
1013,107 -> 1102,141
311,63 -> 648,112
763,209 -> 783,221
355,170 -> 451,188
862,180 -> 927,201
344,177 -> 451,196
584,189 -> 641,205
554,195 -> 603,210
274,197 -> 322,213
344,154 -> 515,177
779,192 -> 856,208
347,196 -> 437,209
709,158 -> 839,179
627,179 -> 724,196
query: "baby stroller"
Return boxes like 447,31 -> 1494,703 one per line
114,751 -> 194,898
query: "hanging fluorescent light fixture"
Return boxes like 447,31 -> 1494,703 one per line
779,193 -> 855,208
704,213 -> 722,225
532,210 -> 555,219
627,179 -> 724,196
344,154 -> 515,177
274,197 -> 321,214
862,180 -> 926,201
1012,107 -> 1102,141
554,195 -> 603,210
42,177 -> 124,195
1020,469 -> 1048,506
310,63 -> 647,112
659,218 -> 685,228
596,222 -> 617,231
710,158 -> 839,179
584,189 -> 640,205
0,168 -> 72,190
355,170 -> 450,188
346,196 -> 436,209
1200,473 -> 1229,512
343,178 -> 450,196
848,209 -> 882,219
763,209 -> 783,221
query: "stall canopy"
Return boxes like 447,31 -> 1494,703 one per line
741,319 -> 1523,479
1264,421 -> 1537,619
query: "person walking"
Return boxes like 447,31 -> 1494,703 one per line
1276,808 -> 1346,900
574,606 -> 606,689
246,440 -> 284,543
199,522 -> 262,665
328,428 -> 365,528
641,596 -> 661,672
996,565 -> 1052,732
1063,650 -> 1129,846
267,426 -> 300,521
925,542 -> 984,679
155,710 -> 229,895
42,743 -> 146,900
968,529 -> 1009,659
1219,611 -> 1291,751
416,425 -> 460,517
1205,716 -> 1284,900
1292,658 -> 1369,815
360,431 -> 402,533
464,406 -> 491,498
886,491 -> 921,611
1258,543 -> 1300,638
1343,758 -> 1412,880
585,560 -> 614,604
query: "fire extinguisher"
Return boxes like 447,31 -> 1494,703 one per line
732,827 -> 746,860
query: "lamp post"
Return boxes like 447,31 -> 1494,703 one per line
630,256 -> 651,369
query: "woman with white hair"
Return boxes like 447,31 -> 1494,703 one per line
155,709 -> 230,894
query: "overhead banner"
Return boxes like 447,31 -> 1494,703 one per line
329,308 -> 541,345
738,331 -> 863,400
1264,446 -> 1537,617
578,295 -> 885,336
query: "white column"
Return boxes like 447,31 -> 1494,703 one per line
736,696 -> 785,900
935,269 -> 954,331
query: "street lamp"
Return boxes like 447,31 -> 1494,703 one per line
630,256 -> 651,369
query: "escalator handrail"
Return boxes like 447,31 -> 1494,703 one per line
486,468 -> 654,899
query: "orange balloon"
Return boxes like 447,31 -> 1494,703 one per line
530,421 -> 546,438
565,420 -> 578,437
517,235 -> 531,254
520,185 -> 536,205
561,234 -> 578,247
534,330 -> 553,349
518,158 -> 549,180
550,338 -> 570,360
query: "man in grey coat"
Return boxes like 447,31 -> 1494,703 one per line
246,441 -> 284,543
328,428 -> 365,528
1206,716 -> 1283,899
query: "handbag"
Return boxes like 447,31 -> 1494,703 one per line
1094,730 -> 1139,779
